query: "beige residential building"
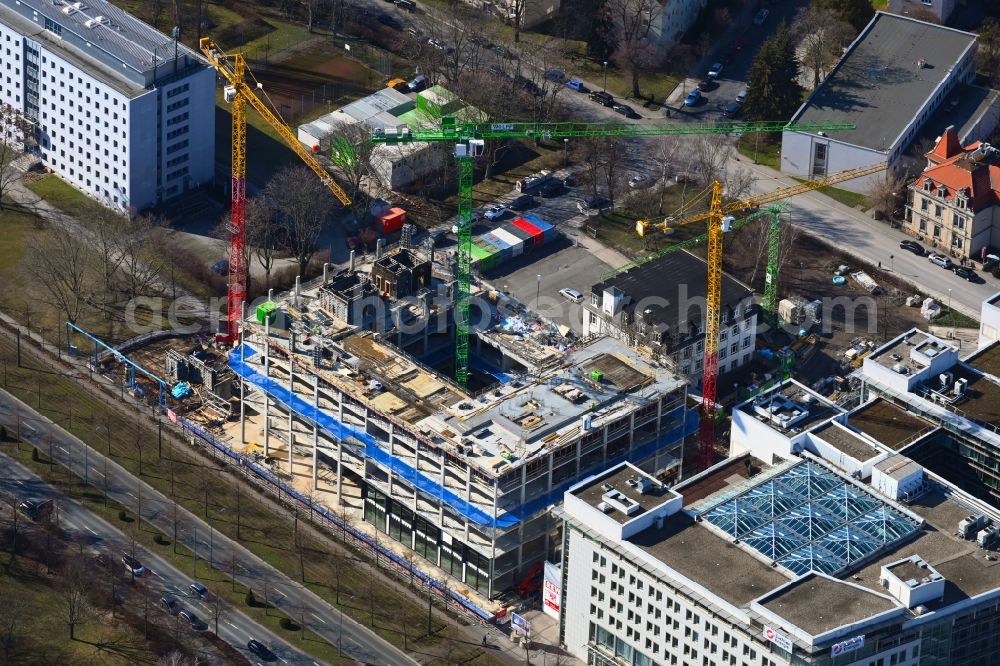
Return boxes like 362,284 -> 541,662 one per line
903,126 -> 1000,260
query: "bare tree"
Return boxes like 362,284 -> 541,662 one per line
606,0 -> 663,98
867,171 -> 908,224
210,595 -> 229,636
793,7 -> 854,89
244,197 -> 282,289
265,167 -> 333,276
79,202 -> 128,302
0,104 -> 32,208
326,123 -> 377,218
0,588 -> 24,665
118,213 -> 167,299
23,226 -> 93,324
649,137 -> 682,214
503,0 -> 527,43
62,557 -> 88,640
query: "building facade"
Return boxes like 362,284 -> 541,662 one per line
0,0 -> 214,211
902,126 -> 1000,260
888,0 -> 956,24
582,250 -> 757,385
781,13 -> 977,193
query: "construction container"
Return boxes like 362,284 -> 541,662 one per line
376,207 -> 407,234
504,222 -> 534,244
511,217 -> 545,248
492,227 -> 524,257
522,213 -> 558,243
481,232 -> 512,260
256,300 -> 280,325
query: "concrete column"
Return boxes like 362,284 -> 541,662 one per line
376,238 -> 384,259
263,333 -> 271,457
322,262 -> 329,284
294,275 -> 301,307
349,250 -> 356,272
268,288 -> 274,302
239,333 -> 246,446
464,465 -> 473,544
387,421 -> 395,497
336,387 -> 345,505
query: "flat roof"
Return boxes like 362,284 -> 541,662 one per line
744,382 -> 842,434
0,0 -> 198,83
813,423 -> 879,462
759,574 -> 898,636
630,512 -> 790,608
875,454 -> 923,480
886,557 -> 932,583
965,342 -> 1000,377
572,465 -> 670,524
848,399 -> 934,450
946,363 -> 1000,428
850,488 -> 1000,603
915,85 -> 1000,150
790,12 -> 977,151
680,455 -> 771,508
869,329 -> 956,375
590,250 -> 753,333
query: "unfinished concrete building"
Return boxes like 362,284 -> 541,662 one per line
226,265 -> 697,605
372,248 -> 431,299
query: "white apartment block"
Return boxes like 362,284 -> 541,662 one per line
0,0 -> 215,211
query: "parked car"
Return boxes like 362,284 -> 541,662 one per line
483,204 -> 508,221
189,582 -> 209,599
407,74 -> 428,92
698,79 -> 714,92
511,194 -> 534,211
540,180 -> 563,198
955,266 -> 983,282
684,90 -> 701,106
562,175 -> 577,187
613,103 -> 637,118
544,69 -> 565,82
984,254 -> 1000,271
753,8 -> 769,25
122,554 -> 145,576
560,288 -> 584,303
180,609 -> 208,631
17,498 -> 53,521
161,594 -> 181,615
394,0 -> 416,10
736,89 -> 748,104
628,174 -> 648,188
707,62 -> 723,78
722,101 -> 741,118
565,79 -> 588,92
247,639 -> 275,661
386,77 -> 409,92
211,259 -> 229,275
898,239 -> 925,256
376,12 -> 402,29
590,90 -> 614,107
578,195 -> 611,215
928,253 -> 953,269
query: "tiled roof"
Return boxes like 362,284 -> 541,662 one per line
916,129 -> 1000,213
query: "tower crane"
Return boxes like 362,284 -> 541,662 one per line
199,38 -> 352,344
372,117 -> 854,387
632,161 -> 888,470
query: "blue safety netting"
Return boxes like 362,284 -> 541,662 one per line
699,460 -> 920,577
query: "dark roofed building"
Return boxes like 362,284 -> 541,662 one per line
780,12 -> 983,194
581,250 -> 756,384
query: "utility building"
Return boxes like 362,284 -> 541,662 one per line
0,0 -> 215,210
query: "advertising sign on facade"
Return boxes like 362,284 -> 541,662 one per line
831,635 -> 865,657
542,562 -> 561,619
762,626 -> 793,653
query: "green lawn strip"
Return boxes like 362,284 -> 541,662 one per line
24,174 -> 93,213
934,308 -> 979,329
0,335 -> 496,662
736,134 -> 781,170
3,440 -> 356,665
792,178 -> 868,209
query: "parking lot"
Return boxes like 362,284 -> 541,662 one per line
486,238 -> 613,335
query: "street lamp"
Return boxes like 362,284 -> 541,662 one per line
948,288 -> 954,339
889,254 -> 894,272
536,274 -> 542,307
563,138 -> 569,166
603,61 -> 608,93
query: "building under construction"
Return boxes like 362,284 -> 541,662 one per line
225,245 -> 697,601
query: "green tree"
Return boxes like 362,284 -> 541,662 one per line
744,23 -> 803,123
980,19 -> 1000,87
586,3 -> 617,60
811,0 -> 874,33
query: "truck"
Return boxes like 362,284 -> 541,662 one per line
515,170 -> 553,193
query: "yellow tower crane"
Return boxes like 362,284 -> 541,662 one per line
199,37 -> 351,342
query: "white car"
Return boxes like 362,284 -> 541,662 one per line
708,62 -> 723,78
483,205 -> 508,221
560,288 -> 584,303
736,89 -> 748,104
628,175 -> 649,189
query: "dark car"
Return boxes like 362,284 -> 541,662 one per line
722,101 -> 741,119
514,75 -> 541,95
539,180 -> 563,198
122,554 -> 145,576
544,69 -> 565,82
511,194 -> 535,211
376,12 -> 402,29
161,594 -> 180,615
613,103 -> 637,118
180,609 -> 208,631
562,175 -> 576,187
17,498 -> 53,521
211,259 -> 229,275
898,239 -> 925,256
589,90 -> 614,107
955,266 -> 983,282
247,640 -> 275,661
394,0 -> 416,10
697,79 -> 714,92
189,582 -> 208,599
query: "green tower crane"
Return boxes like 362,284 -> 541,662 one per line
371,117 -> 855,386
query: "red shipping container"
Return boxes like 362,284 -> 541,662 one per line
511,217 -> 544,247
377,208 -> 406,234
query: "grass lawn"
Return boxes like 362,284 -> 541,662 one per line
25,175 -> 92,213
935,307 -> 979,329
871,0 -> 888,9
0,335 -> 498,664
237,20 -> 315,62
793,178 -> 869,209
736,134 -> 781,170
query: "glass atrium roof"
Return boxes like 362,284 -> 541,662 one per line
698,460 -> 921,576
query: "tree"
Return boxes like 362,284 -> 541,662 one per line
243,197 -> 283,289
265,167 -> 333,276
744,23 -> 803,123
23,225 -> 93,324
607,0 -> 663,98
867,171 -> 908,224
0,587 -> 24,665
793,7 -> 854,89
980,19 -> 1000,87
0,104 -> 31,209
326,123 -> 377,219
504,0 -> 526,43
118,213 -> 167,300
811,0 -> 874,33
79,202 -> 128,303
210,595 -> 229,636
62,558 -> 88,640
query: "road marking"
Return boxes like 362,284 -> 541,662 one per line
57,446 -> 68,454
226,621 -> 239,629
310,613 -> 327,624
91,468 -> 105,477
85,526 -> 97,535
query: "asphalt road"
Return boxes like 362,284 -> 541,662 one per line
0,451 -> 315,666
0,388 -> 418,666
